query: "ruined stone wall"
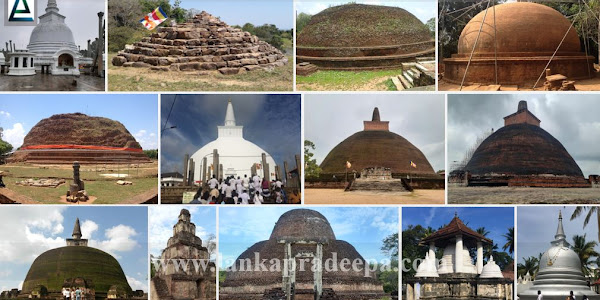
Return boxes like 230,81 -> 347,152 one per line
160,186 -> 198,204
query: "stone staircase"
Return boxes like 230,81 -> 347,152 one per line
391,58 -> 435,90
348,179 -> 409,192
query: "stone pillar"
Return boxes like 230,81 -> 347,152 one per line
261,153 -> 269,181
275,165 -> 281,181
314,243 -> 323,299
219,164 -> 223,180
477,241 -> 483,274
202,157 -> 207,187
295,154 -> 301,173
87,39 -> 91,57
282,242 -> 292,300
406,283 -> 414,300
212,149 -> 219,180
188,159 -> 195,185
283,161 -> 290,183
73,161 -> 84,190
182,154 -> 189,186
455,235 -> 463,273
96,12 -> 104,76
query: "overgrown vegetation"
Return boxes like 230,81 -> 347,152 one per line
296,68 -> 404,91
144,149 -> 158,159
304,140 -> 322,179
296,12 -> 312,33
108,0 -> 291,53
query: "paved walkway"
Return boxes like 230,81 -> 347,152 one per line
0,73 -> 105,91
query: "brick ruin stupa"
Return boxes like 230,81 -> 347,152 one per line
444,2 -> 594,86
8,113 -> 151,164
220,209 -> 387,300
150,209 -> 216,300
112,11 -> 287,75
296,3 -> 434,70
460,101 -> 589,187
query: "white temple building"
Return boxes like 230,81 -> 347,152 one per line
26,0 -> 93,75
415,213 -> 503,278
190,100 -> 277,181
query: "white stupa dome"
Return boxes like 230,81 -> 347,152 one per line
480,256 -> 504,278
190,100 -> 277,180
28,0 -> 78,55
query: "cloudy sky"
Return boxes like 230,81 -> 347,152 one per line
518,206 -> 599,266
0,0 -> 105,51
0,206 -> 148,293
448,94 -> 600,177
219,207 -> 399,268
296,0 -> 435,23
173,0 -> 293,29
0,94 -> 158,150
402,207 -> 515,259
161,94 -> 301,174
305,94 -> 445,172
149,206 -> 216,258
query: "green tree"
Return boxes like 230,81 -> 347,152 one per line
571,234 -> 599,276
143,149 -> 158,159
378,233 -> 399,293
401,225 -> 430,279
571,206 -> 600,243
426,17 -> 435,38
517,256 -> 539,279
304,140 -> 322,178
0,139 -> 13,155
503,227 -> 514,254
296,12 -> 313,33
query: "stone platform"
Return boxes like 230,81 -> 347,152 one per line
0,73 -> 105,91
444,54 -> 595,86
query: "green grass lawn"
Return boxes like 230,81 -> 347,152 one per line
2,163 -> 158,204
296,68 -> 402,91
108,53 -> 293,92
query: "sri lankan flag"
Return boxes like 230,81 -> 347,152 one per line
140,7 -> 168,30
410,161 -> 417,168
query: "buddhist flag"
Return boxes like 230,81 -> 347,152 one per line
410,161 -> 417,168
346,161 -> 351,169
140,7 -> 168,30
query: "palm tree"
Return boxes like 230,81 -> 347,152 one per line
477,227 -> 490,237
571,206 -> 600,243
503,227 -> 514,254
571,234 -> 599,276
517,256 -> 539,279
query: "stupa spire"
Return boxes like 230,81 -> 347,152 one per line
224,99 -> 236,126
554,210 -> 566,241
372,107 -> 381,122
46,0 -> 59,13
72,218 -> 82,240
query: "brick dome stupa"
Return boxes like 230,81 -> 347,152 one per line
219,209 -> 386,299
463,101 -> 589,187
319,107 -> 436,176
297,3 -> 434,70
444,2 -> 594,85
8,113 -> 150,164
21,218 -> 133,299
112,11 -> 287,75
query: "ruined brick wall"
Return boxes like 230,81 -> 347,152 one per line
363,121 -> 389,131
504,111 -> 540,127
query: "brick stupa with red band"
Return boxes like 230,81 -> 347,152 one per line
9,113 -> 150,164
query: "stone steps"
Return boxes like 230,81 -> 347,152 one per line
391,63 -> 435,90
349,179 -> 409,192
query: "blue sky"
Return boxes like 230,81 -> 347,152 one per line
149,206 -> 216,258
161,94 -> 301,174
0,206 -> 149,293
0,94 -> 158,150
402,207 -> 514,258
296,0 -> 436,23
170,0 -> 293,29
219,207 -> 399,268
518,206 -> 599,266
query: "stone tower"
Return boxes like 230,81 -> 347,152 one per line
151,209 -> 216,300
66,218 -> 88,247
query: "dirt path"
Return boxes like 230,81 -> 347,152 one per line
304,189 -> 445,204
119,187 -> 158,204
448,186 -> 600,204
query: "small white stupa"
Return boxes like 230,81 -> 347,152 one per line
480,256 -> 504,278
415,252 -> 439,278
